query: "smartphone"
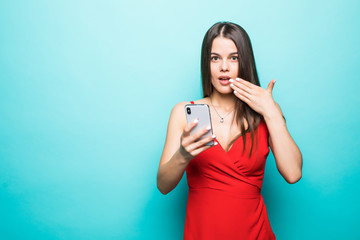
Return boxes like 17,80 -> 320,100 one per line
184,104 -> 214,146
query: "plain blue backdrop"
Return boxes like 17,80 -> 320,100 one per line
1,0 -> 359,239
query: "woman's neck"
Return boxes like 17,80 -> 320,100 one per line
209,90 -> 236,112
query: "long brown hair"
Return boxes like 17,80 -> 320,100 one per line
201,21 -> 263,157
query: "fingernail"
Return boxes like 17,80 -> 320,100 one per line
212,134 -> 216,139
206,126 -> 211,130
194,118 -> 199,123
235,78 -> 241,81
234,90 -> 237,94
230,83 -> 234,87
214,142 -> 218,145
229,79 -> 234,82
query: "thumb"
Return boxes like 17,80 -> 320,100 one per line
267,79 -> 276,93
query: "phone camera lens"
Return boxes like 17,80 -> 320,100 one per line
186,107 -> 191,114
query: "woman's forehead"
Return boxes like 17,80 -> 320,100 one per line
211,37 -> 237,54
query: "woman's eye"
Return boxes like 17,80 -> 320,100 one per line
231,56 -> 238,61
211,56 -> 219,61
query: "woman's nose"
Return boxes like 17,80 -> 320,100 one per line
221,60 -> 229,72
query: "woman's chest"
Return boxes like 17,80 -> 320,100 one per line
210,112 -> 248,152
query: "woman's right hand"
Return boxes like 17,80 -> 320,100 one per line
179,118 -> 218,161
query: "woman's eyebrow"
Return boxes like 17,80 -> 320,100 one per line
211,52 -> 238,55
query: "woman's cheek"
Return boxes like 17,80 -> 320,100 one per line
231,62 -> 239,68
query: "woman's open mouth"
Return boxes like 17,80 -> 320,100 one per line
219,76 -> 231,85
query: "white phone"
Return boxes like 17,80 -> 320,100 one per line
184,104 -> 214,146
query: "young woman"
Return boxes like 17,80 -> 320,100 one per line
157,21 -> 302,240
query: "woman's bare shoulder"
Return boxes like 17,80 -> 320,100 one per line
171,97 -> 208,111
190,97 -> 210,104
168,101 -> 188,130
171,101 -> 189,114
169,98 -> 207,129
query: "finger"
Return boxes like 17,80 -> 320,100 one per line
182,125 -> 210,147
233,89 -> 251,105
183,118 -> 199,135
188,134 -> 216,152
190,144 -> 213,157
230,79 -> 253,95
190,126 -> 212,143
266,79 -> 276,93
231,85 -> 252,100
235,78 -> 255,89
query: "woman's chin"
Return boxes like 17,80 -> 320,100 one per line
214,87 -> 233,95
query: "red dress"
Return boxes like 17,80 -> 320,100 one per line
184,103 -> 276,240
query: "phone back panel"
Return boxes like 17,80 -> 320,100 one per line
185,104 -> 214,146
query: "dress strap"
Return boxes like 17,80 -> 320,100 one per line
190,101 -> 194,104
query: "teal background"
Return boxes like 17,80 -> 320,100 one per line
1,0 -> 359,239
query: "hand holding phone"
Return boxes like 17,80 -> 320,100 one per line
179,104 -> 217,161
185,104 -> 214,146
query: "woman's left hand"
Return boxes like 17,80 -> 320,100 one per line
229,77 -> 279,118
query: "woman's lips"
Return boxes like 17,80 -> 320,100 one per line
219,77 -> 230,85
219,79 -> 230,85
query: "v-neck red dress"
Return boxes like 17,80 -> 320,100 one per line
183,103 -> 276,240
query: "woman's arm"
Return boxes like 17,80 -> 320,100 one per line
265,102 -> 303,184
229,78 -> 303,184
157,102 -> 215,194
157,102 -> 189,195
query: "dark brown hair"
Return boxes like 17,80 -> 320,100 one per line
201,21 -> 263,157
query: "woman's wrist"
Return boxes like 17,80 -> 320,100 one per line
263,104 -> 282,121
177,147 -> 194,164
